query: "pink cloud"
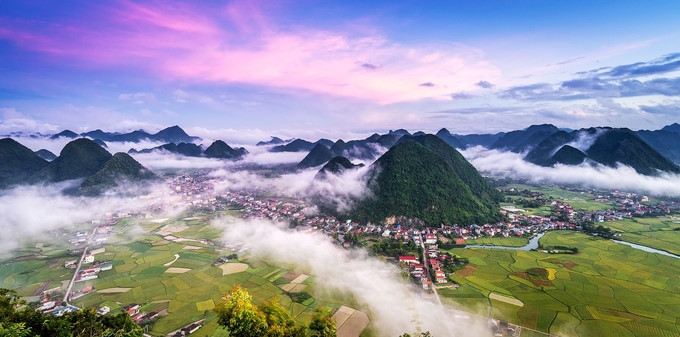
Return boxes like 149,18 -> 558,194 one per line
0,0 -> 499,104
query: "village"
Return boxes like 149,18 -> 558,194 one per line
21,173 -> 680,336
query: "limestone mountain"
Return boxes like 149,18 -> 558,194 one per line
256,137 -> 286,146
350,138 -> 501,225
548,145 -> 586,166
50,130 -> 78,139
0,138 -> 49,188
491,124 -> 559,152
31,138 -> 113,182
315,156 -> 364,179
586,129 -> 680,175
34,149 -> 57,161
204,140 -> 248,159
435,128 -> 466,149
130,143 -> 202,157
297,144 -> 334,169
76,152 -> 158,196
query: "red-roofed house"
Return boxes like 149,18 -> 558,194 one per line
399,256 -> 418,264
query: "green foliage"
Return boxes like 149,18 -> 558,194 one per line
370,238 -> 418,258
215,286 -> 320,337
215,286 -> 268,337
0,288 -> 143,337
260,300 -> 306,337
308,307 -> 335,337
351,138 -> 501,225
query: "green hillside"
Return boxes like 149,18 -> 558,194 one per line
76,152 -> 158,195
0,138 -> 49,188
351,140 -> 501,225
31,138 -> 112,182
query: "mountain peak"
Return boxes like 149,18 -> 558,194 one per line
315,156 -> 364,179
32,138 -> 113,182
50,130 -> 78,139
76,152 -> 158,196
349,137 -> 501,225
298,143 -> 333,169
0,138 -> 49,188
204,140 -> 248,159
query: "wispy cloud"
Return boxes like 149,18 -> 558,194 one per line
0,0 -> 499,104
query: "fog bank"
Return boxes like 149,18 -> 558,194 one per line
0,182 -> 182,254
462,146 -> 680,196
216,219 -> 491,337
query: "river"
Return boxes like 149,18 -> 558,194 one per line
464,233 -> 545,251
463,232 -> 680,260
611,240 -> 680,259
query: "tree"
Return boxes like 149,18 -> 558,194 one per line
0,322 -> 32,337
215,286 -> 268,337
260,300 -> 306,337
0,288 -> 142,337
308,307 -> 336,337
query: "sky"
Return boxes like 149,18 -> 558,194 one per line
1,0 -> 679,139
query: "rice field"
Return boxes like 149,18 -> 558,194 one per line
0,215 -> 347,336
442,231 -> 680,337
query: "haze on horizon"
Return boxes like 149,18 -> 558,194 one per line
1,0 -> 679,136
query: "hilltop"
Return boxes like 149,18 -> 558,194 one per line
298,143 -> 334,169
76,152 -> 158,196
315,156 -> 364,179
31,138 -> 113,182
350,137 -> 501,225
0,138 -> 49,188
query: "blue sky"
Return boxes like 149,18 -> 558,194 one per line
0,0 -> 679,138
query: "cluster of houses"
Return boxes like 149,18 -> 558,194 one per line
168,174 -> 223,210
224,191 -> 305,221
122,303 -> 161,324
397,232 -> 451,290
73,249 -> 112,283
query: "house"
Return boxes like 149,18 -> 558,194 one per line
399,255 -> 418,264
132,312 -> 146,323
64,260 -> 78,269
124,304 -> 140,316
84,254 -> 94,264
184,322 -> 203,334
97,306 -> 110,315
37,301 -> 56,311
425,233 -> 437,244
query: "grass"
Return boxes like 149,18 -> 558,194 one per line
442,231 -> 680,337
464,236 -> 529,247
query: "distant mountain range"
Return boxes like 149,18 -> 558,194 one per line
275,122 -> 680,176
0,138 -> 157,194
129,140 -> 247,160
47,125 -> 199,144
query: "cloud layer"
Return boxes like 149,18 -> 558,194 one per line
0,181 -> 182,254
463,146 -> 680,196
216,219 -> 490,337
